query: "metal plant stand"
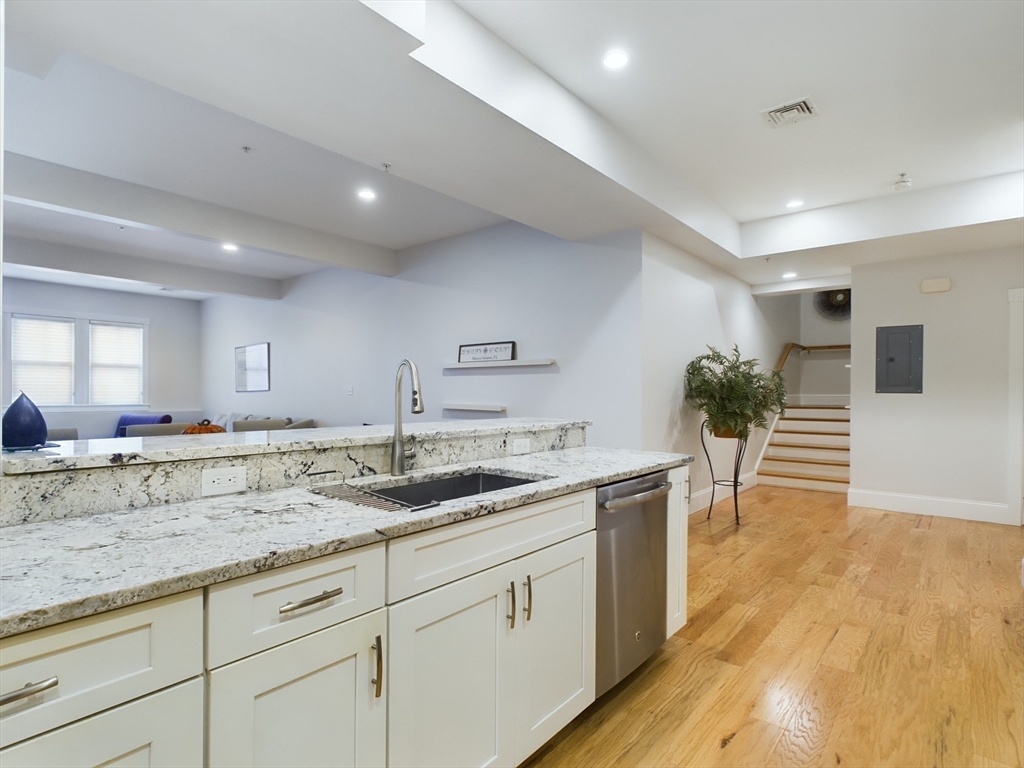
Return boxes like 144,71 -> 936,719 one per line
700,420 -> 748,525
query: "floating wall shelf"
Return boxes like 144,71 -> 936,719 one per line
441,404 -> 507,412
442,359 -> 556,370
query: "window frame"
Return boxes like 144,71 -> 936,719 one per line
3,307 -> 151,411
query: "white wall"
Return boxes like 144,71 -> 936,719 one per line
849,246 -> 1024,524
2,277 -> 203,438
394,223 -> 643,448
796,290 -> 851,400
640,233 -> 800,510
200,268 -> 399,427
200,222 -> 644,447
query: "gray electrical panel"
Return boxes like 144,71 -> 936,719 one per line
876,325 -> 923,393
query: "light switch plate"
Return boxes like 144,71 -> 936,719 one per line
512,438 -> 530,455
202,466 -> 247,496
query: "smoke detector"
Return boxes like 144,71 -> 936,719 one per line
893,173 -> 912,191
761,97 -> 819,128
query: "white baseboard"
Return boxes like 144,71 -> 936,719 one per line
689,471 -> 758,514
848,488 -> 1016,526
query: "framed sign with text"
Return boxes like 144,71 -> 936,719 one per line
458,341 -> 517,363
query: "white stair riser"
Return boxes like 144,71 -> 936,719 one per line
767,445 -> 850,460
777,419 -> 850,432
760,460 -> 850,479
783,408 -> 850,420
758,474 -> 849,493
772,431 -> 849,447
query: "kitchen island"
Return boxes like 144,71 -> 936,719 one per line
0,420 -> 692,767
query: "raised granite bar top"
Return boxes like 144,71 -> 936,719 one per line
1,418 -> 591,475
0,446 -> 692,638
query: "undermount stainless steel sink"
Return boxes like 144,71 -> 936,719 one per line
368,472 -> 538,507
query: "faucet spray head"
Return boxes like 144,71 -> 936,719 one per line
408,361 -> 424,414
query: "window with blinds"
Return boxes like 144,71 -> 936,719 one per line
6,312 -> 148,407
89,322 -> 145,405
11,315 -> 76,405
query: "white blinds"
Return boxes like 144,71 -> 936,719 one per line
11,315 -> 75,405
89,322 -> 144,405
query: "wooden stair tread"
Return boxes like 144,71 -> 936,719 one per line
761,455 -> 850,467
769,441 -> 850,451
774,428 -> 850,436
758,469 -> 850,483
780,417 -> 850,423
785,405 -> 849,409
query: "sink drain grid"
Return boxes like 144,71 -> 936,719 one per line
310,483 -> 439,512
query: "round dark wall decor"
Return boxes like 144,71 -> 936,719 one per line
813,289 -> 851,321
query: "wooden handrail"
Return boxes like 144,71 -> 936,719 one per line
776,343 -> 851,372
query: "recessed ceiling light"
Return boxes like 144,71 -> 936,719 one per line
602,49 -> 629,70
786,200 -> 804,208
357,188 -> 377,201
782,272 -> 798,279
222,243 -> 239,252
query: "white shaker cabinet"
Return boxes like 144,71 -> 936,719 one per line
208,607 -> 388,768
513,532 -> 596,765
388,561 -> 518,768
388,532 -> 596,768
0,678 -> 203,768
666,465 -> 690,636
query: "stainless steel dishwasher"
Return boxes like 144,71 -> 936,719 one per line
595,470 -> 672,697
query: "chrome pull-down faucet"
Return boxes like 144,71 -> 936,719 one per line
391,359 -> 423,475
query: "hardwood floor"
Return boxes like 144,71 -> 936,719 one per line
523,486 -> 1024,768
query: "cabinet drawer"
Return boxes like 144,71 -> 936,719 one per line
0,592 -> 202,749
387,490 -> 596,602
207,543 -> 385,669
0,678 -> 204,768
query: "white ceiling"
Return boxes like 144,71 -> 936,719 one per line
4,201 -> 324,280
4,52 -> 506,251
458,0 -> 1024,223
2,0 -> 1021,292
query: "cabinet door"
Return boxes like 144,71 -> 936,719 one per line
514,533 -> 596,765
208,608 -> 387,768
666,466 -> 689,636
0,678 -> 202,768
388,561 -> 516,768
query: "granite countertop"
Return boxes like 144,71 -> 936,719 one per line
1,418 -> 591,475
0,447 -> 692,638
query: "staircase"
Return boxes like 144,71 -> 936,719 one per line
758,405 -> 850,493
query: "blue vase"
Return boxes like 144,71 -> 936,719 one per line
3,393 -> 48,448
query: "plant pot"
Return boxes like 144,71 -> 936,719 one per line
709,424 -> 745,440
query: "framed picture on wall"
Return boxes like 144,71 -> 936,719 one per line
235,342 -> 270,392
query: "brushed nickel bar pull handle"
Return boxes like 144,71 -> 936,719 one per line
507,581 -> 516,629
523,575 -> 533,621
371,634 -> 383,698
600,482 -> 673,511
279,586 -> 344,615
0,677 -> 58,707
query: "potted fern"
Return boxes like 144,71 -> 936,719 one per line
685,345 -> 787,439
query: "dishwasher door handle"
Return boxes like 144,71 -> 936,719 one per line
600,481 -> 673,511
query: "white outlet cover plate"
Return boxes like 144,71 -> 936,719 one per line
512,438 -> 530,455
202,466 -> 247,496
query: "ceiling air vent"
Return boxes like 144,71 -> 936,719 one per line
761,97 -> 818,128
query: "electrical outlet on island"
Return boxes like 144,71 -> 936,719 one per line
202,466 -> 247,496
512,438 -> 530,455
